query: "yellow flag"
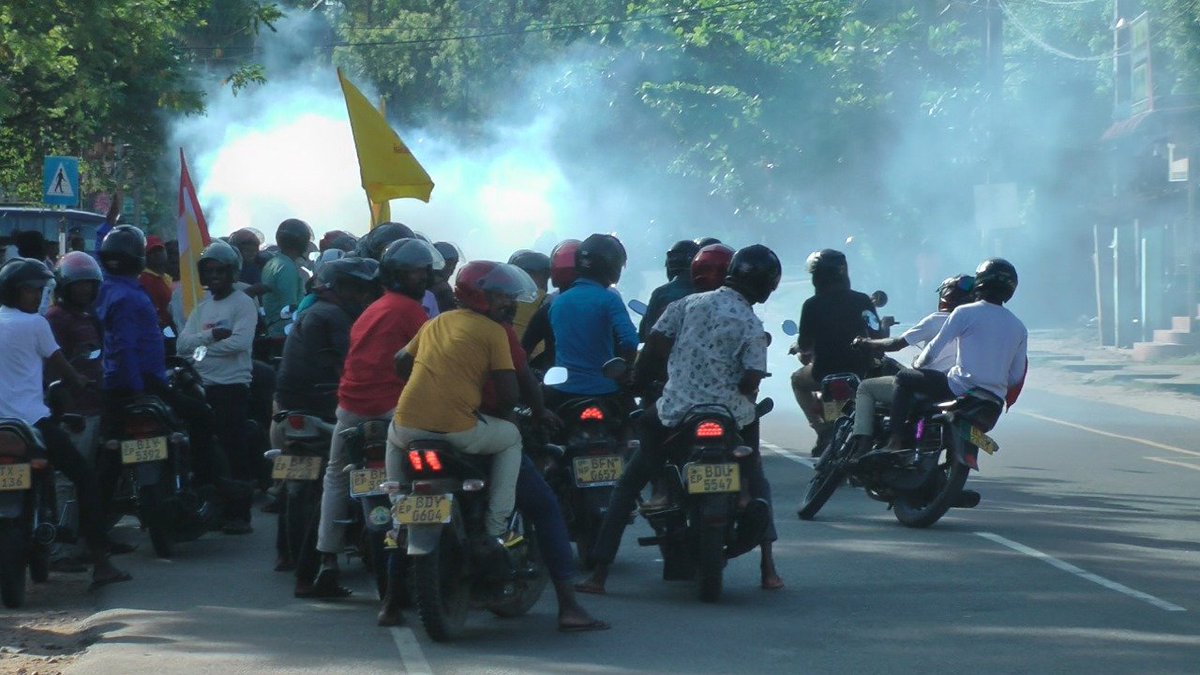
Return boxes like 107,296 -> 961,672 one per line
337,69 -> 434,228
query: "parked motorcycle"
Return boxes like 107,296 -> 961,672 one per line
391,441 -> 548,642
796,373 -> 1001,527
633,399 -> 774,603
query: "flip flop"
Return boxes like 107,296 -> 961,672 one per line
89,570 -> 133,591
573,582 -> 607,595
558,619 -> 611,633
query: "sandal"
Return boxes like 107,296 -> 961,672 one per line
558,618 -> 611,633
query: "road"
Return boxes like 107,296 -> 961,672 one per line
60,384 -> 1200,674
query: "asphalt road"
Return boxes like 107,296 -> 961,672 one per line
63,385 -> 1200,674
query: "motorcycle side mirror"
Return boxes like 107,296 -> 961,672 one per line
543,366 -> 569,386
763,331 -> 772,347
628,299 -> 648,316
163,326 -> 176,339
601,357 -> 628,380
192,345 -> 207,363
755,397 -> 775,418
781,319 -> 798,336
871,290 -> 888,308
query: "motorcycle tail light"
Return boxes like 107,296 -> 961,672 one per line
0,430 -> 28,458
407,450 -> 424,472
0,456 -> 15,465
125,416 -> 164,439
287,415 -> 308,430
423,451 -> 443,472
30,458 -> 49,470
824,379 -> 855,402
366,460 -> 386,470
579,406 -> 604,422
365,443 -> 387,462
695,421 -> 724,439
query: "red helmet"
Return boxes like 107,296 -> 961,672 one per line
454,261 -> 537,313
549,239 -> 581,291
691,243 -> 734,292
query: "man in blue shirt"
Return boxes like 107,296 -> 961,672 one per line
546,234 -> 638,409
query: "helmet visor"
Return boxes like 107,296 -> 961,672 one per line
384,239 -> 446,271
480,263 -> 538,303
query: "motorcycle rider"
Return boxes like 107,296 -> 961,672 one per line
46,253 -> 108,467
882,259 -> 1028,454
520,239 -> 579,372
638,239 -> 700,341
311,240 -> 442,602
508,249 -> 551,342
847,274 -> 974,456
177,241 -> 261,534
789,249 -> 882,456
229,228 -> 266,289
259,219 -> 313,349
138,236 -> 176,337
0,257 -> 131,588
544,234 -> 638,411
430,241 -> 461,313
576,245 -> 786,595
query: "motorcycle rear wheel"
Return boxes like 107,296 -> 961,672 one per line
696,524 -> 726,603
139,482 -> 174,558
892,454 -> 969,528
413,527 -> 470,642
0,522 -> 28,608
488,521 -> 550,618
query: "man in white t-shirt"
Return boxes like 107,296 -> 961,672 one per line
845,274 -> 974,455
882,259 -> 1028,453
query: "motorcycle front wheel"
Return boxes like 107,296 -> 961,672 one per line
413,526 -> 470,642
797,419 -> 852,520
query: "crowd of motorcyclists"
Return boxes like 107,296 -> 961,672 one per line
0,212 -> 1028,633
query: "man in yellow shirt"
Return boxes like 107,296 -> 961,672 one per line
390,261 -> 537,541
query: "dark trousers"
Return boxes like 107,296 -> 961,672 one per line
515,454 -> 574,581
206,384 -> 252,521
37,418 -> 107,552
890,368 -> 955,438
590,407 -> 776,567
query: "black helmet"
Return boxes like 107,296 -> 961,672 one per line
276,218 -> 314,252
725,244 -> 781,304
937,274 -> 975,311
806,248 -> 848,291
666,240 -> 701,277
434,242 -> 462,265
318,256 -> 380,292
694,237 -> 722,247
198,240 -> 243,275
508,249 -> 551,276
380,239 -> 445,293
0,257 -> 54,307
229,228 -> 263,249
575,233 -> 627,285
355,222 -> 415,261
973,258 -> 1018,303
99,225 -> 147,276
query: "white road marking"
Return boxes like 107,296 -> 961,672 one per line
975,531 -> 1186,612
390,626 -> 433,674
762,440 -> 814,468
1144,456 -> 1200,472
1019,411 -> 1200,458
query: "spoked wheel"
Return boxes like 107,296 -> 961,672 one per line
797,418 -> 853,520
892,445 -> 969,528
0,521 -> 29,608
413,526 -> 470,642
488,517 -> 550,618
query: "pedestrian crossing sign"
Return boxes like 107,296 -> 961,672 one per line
43,156 -> 80,207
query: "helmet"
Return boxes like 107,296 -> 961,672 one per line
99,225 -> 147,276
355,222 -> 415,261
549,239 -> 581,291
318,256 -> 380,291
973,258 -> 1018,303
198,240 -> 243,275
937,274 -> 975,311
691,243 -> 734,292
694,237 -> 722,248
806,248 -> 847,276
276,218 -> 313,252
55,251 -> 103,289
380,239 -> 444,293
434,242 -> 462,265
666,240 -> 702,277
575,233 -> 627,285
454,261 -> 537,313
508,249 -> 551,276
312,249 -> 346,278
0,257 -> 54,307
229,228 -> 263,249
725,244 -> 782,304
319,230 -> 357,252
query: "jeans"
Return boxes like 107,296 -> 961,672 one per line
206,383 -> 251,520
37,418 -> 108,552
388,415 -> 522,537
890,368 -> 955,438
590,407 -> 776,567
853,376 -> 896,437
515,454 -> 574,581
317,406 -> 393,554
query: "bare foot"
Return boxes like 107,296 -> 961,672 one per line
558,607 -> 610,632
761,574 -> 785,590
574,578 -> 607,595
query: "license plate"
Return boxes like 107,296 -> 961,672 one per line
573,455 -> 623,486
968,426 -> 999,455
120,436 -> 169,464
393,494 -> 453,525
271,455 -> 323,480
0,463 -> 32,491
822,400 -> 846,422
685,463 -> 740,494
349,468 -> 389,497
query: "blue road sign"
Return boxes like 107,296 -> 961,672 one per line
43,156 -> 80,207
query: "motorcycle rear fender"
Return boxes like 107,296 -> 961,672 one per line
135,461 -> 164,486
692,492 -> 734,526
944,423 -> 978,470
0,491 -> 25,518
406,503 -> 466,555
581,486 -> 613,520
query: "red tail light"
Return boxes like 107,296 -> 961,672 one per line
0,456 -> 16,465
407,450 -> 423,472
424,451 -> 443,472
580,407 -> 604,422
407,449 -> 444,473
288,415 -> 308,430
125,416 -> 165,439
825,380 -> 855,401
695,421 -> 724,439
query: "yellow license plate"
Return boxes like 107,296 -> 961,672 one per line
573,455 -> 623,485
822,400 -> 845,422
969,426 -> 999,455
686,463 -> 740,494
349,468 -> 389,497
0,463 -> 32,491
393,494 -> 453,525
271,455 -> 324,480
120,436 -> 169,464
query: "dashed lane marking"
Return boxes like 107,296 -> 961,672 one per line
761,441 -> 815,468
1018,411 -> 1200,458
975,531 -> 1186,613
390,626 -> 432,674
1143,456 -> 1200,472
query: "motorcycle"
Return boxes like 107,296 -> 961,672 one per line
632,399 -> 774,603
266,407 -> 335,582
338,415 -> 395,599
796,373 -> 1001,527
100,355 -> 214,557
389,440 -> 548,642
